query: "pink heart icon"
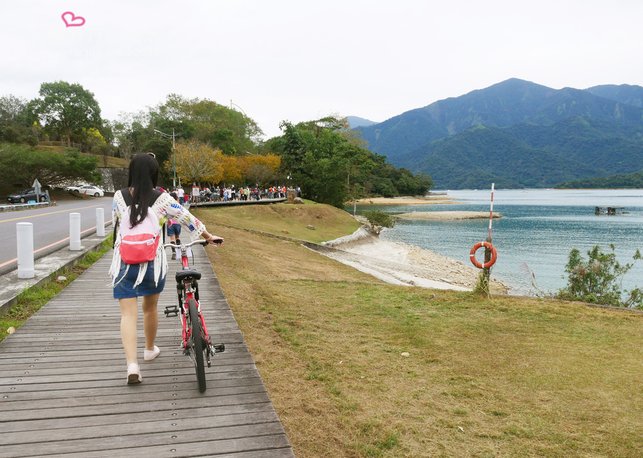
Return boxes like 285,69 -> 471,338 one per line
61,11 -> 86,28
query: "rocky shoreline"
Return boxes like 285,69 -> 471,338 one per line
318,228 -> 507,293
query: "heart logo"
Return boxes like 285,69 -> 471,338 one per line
61,11 -> 86,28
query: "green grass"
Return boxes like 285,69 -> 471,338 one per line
197,203 -> 643,457
200,201 -> 361,243
0,237 -> 112,342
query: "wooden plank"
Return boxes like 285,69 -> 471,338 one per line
2,384 -> 268,411
0,422 -> 286,457
39,435 -> 293,458
0,370 -> 262,393
0,378 -> 265,402
0,402 -> 275,434
0,410 -> 281,445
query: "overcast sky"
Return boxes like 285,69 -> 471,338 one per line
1,0 -> 642,137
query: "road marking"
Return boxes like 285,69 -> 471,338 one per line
0,221 -> 113,269
0,204 -> 108,225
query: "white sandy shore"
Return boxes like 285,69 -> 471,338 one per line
395,211 -> 502,221
317,228 -> 507,293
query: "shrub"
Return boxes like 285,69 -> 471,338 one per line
363,210 -> 395,235
557,244 -> 642,309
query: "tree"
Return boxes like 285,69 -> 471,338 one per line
0,95 -> 38,145
29,81 -> 103,146
220,154 -> 242,184
270,116 -> 432,207
239,154 -> 281,186
0,143 -> 101,194
148,94 -> 262,155
557,245 -> 642,309
172,140 -> 223,185
363,210 -> 395,235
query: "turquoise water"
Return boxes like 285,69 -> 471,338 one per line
361,189 -> 643,296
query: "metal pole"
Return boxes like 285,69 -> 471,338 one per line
482,182 -> 495,296
16,222 -> 34,279
96,208 -> 105,236
487,182 -> 495,241
172,128 -> 176,189
69,213 -> 82,251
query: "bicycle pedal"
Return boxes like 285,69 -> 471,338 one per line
164,306 -> 179,317
213,343 -> 225,353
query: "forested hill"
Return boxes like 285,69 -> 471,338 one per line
556,170 -> 643,189
586,84 -> 643,108
346,116 -> 377,128
356,78 -> 643,189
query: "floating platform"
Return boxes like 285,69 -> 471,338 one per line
595,206 -> 627,216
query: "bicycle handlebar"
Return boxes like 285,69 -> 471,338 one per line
163,239 -> 222,249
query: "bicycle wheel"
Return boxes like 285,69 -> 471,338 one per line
187,298 -> 207,392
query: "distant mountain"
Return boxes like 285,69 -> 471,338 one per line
346,116 -> 377,128
586,84 -> 643,108
356,78 -> 643,189
404,118 -> 643,189
556,170 -> 643,189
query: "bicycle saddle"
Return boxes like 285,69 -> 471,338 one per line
175,270 -> 202,282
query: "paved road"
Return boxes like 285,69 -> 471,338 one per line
0,198 -> 113,273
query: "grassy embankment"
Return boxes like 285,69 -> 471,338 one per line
196,202 -> 642,457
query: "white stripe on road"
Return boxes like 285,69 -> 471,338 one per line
0,204 -> 107,225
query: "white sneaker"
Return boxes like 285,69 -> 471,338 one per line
144,345 -> 161,361
127,363 -> 142,384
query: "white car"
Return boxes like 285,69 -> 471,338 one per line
66,185 -> 81,193
77,185 -> 105,197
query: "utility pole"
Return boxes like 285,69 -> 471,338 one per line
154,129 -> 178,188
171,128 -> 176,189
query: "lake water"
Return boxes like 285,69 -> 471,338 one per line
361,189 -> 643,296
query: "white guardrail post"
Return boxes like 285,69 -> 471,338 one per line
70,213 -> 82,251
96,208 -> 105,236
17,222 -> 35,279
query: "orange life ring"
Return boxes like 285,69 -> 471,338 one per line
469,241 -> 498,269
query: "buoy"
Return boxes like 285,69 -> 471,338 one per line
469,241 -> 497,269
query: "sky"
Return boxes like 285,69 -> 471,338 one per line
1,0 -> 642,138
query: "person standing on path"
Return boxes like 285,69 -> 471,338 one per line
167,192 -> 182,260
176,185 -> 185,204
110,153 -> 224,385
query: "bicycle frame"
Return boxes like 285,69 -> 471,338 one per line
163,240 -> 224,370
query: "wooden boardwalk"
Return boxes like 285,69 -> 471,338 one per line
0,246 -> 294,457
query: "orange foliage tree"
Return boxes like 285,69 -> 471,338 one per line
238,154 -> 281,186
220,154 -> 242,184
171,140 -> 223,185
170,140 -> 282,186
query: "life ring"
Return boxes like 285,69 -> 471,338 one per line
469,241 -> 497,269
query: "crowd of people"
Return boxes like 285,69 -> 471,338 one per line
169,184 -> 301,203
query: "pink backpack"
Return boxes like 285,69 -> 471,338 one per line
118,188 -> 163,264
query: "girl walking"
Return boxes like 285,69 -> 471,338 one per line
110,153 -> 223,384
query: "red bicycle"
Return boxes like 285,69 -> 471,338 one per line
163,239 -> 225,392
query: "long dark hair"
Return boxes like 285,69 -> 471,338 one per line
127,153 -> 159,227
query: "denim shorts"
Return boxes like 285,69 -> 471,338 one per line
167,223 -> 181,237
113,262 -> 166,299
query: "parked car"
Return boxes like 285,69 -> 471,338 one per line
77,185 -> 104,197
7,188 -> 48,204
65,184 -> 83,193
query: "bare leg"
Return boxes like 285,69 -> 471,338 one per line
119,298 -> 138,363
142,293 -> 160,351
